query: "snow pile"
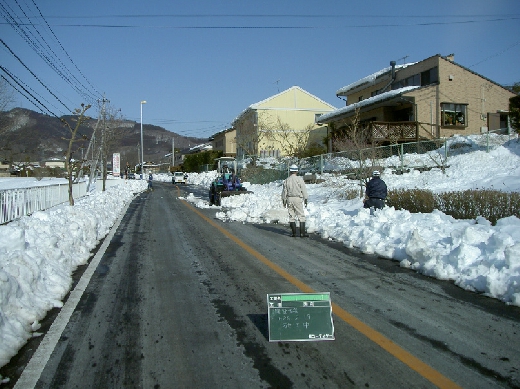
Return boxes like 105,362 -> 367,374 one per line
0,179 -> 147,368
0,133 -> 519,373
184,137 -> 520,307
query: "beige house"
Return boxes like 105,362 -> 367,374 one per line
211,128 -> 237,157
44,159 -> 66,168
232,86 -> 337,158
316,54 -> 516,145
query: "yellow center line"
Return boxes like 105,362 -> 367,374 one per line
181,199 -> 462,389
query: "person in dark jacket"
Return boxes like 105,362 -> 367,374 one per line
147,172 -> 153,190
363,170 -> 387,210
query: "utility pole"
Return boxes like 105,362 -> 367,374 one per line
172,137 -> 175,169
79,115 -> 100,189
100,95 -> 110,191
85,97 -> 107,192
140,100 -> 146,179
137,143 -> 140,173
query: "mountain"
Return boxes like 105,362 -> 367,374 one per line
0,108 -> 206,166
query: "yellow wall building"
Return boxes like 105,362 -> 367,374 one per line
232,86 -> 337,158
211,128 -> 237,157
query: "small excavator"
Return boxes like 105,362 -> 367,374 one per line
208,157 -> 252,206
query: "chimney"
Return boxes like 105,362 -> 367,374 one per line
446,53 -> 455,62
390,61 -> 396,79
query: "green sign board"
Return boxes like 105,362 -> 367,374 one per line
267,293 -> 335,342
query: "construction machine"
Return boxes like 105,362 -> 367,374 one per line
208,157 -> 252,206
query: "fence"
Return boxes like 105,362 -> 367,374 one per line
299,129 -> 517,176
237,129 -> 517,184
299,140 -> 445,175
0,179 -> 123,225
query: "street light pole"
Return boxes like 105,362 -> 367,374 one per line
140,100 -> 147,179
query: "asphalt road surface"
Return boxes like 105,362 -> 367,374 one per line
6,181 -> 520,388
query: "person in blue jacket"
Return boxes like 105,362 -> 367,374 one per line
363,170 -> 387,210
147,172 -> 153,190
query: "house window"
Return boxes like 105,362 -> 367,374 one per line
408,74 -> 420,87
315,113 -> 322,122
441,103 -> 467,127
421,67 -> 438,86
392,74 -> 420,89
392,67 -> 438,90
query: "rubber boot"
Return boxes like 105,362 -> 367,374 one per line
289,222 -> 297,237
300,222 -> 309,237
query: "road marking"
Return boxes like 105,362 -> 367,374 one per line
14,203 -> 130,389
182,200 -> 462,389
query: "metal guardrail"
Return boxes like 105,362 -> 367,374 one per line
0,179 -> 123,224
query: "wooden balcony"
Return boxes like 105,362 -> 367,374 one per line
370,121 -> 419,142
370,121 -> 437,143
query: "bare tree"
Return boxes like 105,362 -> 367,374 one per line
78,102 -> 125,191
266,117 -> 314,158
100,105 -> 125,190
78,115 -> 102,191
332,108 -> 370,152
61,104 -> 91,205
234,112 -> 271,165
427,139 -> 449,174
332,108 -> 382,196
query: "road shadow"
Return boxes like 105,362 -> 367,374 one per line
247,313 -> 269,341
252,223 -> 291,237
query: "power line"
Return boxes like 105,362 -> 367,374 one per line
20,13 -> 520,19
0,0 -> 102,107
3,15 -> 517,29
2,0 -> 84,98
30,0 -> 102,101
0,38 -> 71,113
469,40 -> 520,68
1,70 -> 56,116
2,14 -> 520,30
0,65 -> 62,113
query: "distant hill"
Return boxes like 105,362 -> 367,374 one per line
0,108 -> 206,166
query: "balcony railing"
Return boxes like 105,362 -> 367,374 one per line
371,121 -> 420,142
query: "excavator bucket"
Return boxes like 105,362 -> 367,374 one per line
220,189 -> 253,198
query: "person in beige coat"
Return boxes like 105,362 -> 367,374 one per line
281,164 -> 309,237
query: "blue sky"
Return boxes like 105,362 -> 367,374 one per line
1,0 -> 519,139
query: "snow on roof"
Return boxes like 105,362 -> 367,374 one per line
336,63 -> 415,96
189,143 -> 212,152
317,85 -> 420,123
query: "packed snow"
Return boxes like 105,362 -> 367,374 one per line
180,133 -> 520,311
335,62 -> 415,95
0,133 -> 519,379
0,179 -> 148,377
